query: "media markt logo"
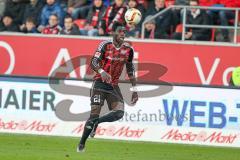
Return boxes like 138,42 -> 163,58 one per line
72,124 -> 146,138
161,129 -> 238,144
0,118 -> 56,133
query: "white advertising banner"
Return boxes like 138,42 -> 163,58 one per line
0,76 -> 240,147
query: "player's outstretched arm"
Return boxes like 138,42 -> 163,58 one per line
126,50 -> 138,105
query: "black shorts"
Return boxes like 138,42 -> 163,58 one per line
90,80 -> 124,109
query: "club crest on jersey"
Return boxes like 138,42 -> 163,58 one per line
94,52 -> 101,58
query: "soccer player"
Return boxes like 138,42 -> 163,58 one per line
77,22 -> 138,152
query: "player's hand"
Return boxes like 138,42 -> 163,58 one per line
100,70 -> 112,83
131,91 -> 138,105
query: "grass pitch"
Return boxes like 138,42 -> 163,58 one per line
0,133 -> 239,160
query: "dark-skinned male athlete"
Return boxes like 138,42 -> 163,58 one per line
77,22 -> 138,152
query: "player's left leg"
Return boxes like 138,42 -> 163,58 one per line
90,102 -> 124,138
98,102 -> 124,123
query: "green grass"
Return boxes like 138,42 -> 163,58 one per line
0,133 -> 239,160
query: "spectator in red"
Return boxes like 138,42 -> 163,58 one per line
60,15 -> 80,35
20,17 -> 38,33
0,14 -> 19,32
80,0 -> 107,36
145,0 -> 172,39
38,0 -> 65,32
172,0 -> 211,41
98,0 -> 127,36
42,14 -> 62,34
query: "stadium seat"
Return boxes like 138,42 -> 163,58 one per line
228,19 -> 234,25
211,28 -> 216,41
165,0 -> 175,7
74,19 -> 87,29
175,24 -> 183,33
237,35 -> 240,42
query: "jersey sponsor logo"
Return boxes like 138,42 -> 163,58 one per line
106,56 -> 125,61
120,50 -> 127,55
94,52 -> 101,58
106,56 -> 112,60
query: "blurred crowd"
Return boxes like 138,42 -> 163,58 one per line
0,0 -> 240,42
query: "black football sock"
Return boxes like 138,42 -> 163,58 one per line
80,115 -> 99,145
98,110 -> 124,123
92,122 -> 98,133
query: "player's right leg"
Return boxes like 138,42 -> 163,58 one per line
90,85 -> 124,138
77,82 -> 105,152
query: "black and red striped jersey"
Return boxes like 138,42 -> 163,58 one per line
91,40 -> 135,85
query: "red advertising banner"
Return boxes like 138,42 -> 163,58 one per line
0,34 -> 239,85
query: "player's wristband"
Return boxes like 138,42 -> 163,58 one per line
131,86 -> 138,92
98,68 -> 104,74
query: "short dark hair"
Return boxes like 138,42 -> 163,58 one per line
26,17 -> 37,25
49,14 -> 58,19
3,14 -> 13,19
64,15 -> 73,21
112,21 -> 125,32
